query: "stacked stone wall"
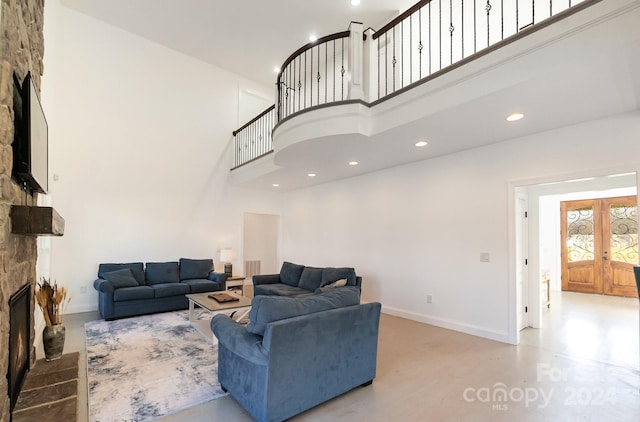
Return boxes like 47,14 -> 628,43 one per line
0,0 -> 45,420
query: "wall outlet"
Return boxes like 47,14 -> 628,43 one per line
480,252 -> 490,262
427,294 -> 433,304
80,286 -> 87,294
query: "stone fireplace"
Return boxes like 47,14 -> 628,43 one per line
1,0 -> 46,421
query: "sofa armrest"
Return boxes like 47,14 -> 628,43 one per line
355,276 -> 362,291
93,278 -> 115,293
208,272 -> 229,284
210,315 -> 268,366
253,274 -> 280,286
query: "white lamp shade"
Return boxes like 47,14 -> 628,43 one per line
220,248 -> 236,262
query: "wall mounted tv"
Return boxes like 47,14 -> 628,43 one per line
12,71 -> 48,194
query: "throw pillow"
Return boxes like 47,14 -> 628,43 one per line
98,262 -> 145,284
279,262 -> 305,287
179,258 -> 214,280
146,262 -> 180,284
102,268 -> 139,288
325,278 -> 347,288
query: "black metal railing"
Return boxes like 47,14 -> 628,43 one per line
277,30 -> 351,121
231,105 -> 276,168
231,0 -> 588,169
371,0 -> 584,101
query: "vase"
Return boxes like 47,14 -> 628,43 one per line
43,324 -> 65,361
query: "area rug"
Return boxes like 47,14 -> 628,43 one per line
85,310 -> 226,422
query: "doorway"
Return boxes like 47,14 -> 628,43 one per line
512,172 -> 638,345
242,212 -> 279,278
560,196 -> 638,298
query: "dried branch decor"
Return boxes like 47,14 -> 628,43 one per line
36,278 -> 70,326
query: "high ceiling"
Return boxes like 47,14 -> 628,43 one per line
59,1 -> 640,191
60,0 -> 416,87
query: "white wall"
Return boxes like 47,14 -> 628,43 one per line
42,0 -> 282,313
279,111 -> 640,343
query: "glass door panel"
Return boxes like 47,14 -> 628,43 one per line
566,207 -> 594,263
608,204 -> 638,264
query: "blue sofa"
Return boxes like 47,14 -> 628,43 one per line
211,287 -> 381,422
253,261 -> 362,297
93,258 -> 228,320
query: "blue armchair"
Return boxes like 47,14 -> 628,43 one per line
211,287 -> 381,422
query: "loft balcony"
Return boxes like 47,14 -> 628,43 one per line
230,0 -> 640,191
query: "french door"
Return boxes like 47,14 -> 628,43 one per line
561,196 -> 638,298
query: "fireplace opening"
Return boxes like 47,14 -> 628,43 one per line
7,283 -> 31,414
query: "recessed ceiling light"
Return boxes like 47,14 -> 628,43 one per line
506,112 -> 524,122
273,67 -> 280,73
351,0 -> 361,5
348,161 -> 359,166
272,183 -> 280,187
308,173 -> 316,177
309,34 -> 318,42
415,140 -> 428,147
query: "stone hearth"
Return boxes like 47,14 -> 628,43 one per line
12,353 -> 79,422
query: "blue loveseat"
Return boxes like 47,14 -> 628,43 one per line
253,261 -> 362,297
93,258 -> 228,320
211,287 -> 381,422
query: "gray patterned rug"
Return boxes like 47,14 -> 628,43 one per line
85,310 -> 226,422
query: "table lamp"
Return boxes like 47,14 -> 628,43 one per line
220,248 -> 236,276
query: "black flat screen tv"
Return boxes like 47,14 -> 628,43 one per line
13,71 -> 48,194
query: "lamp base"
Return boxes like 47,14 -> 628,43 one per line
224,263 -> 233,276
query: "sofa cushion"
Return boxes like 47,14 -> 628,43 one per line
146,261 -> 180,284
183,279 -> 225,294
179,258 -> 213,280
254,283 -> 312,297
246,287 -> 361,336
321,267 -> 357,287
297,266 -> 323,291
151,282 -> 190,298
280,261 -> 305,287
113,286 -> 154,302
101,268 -> 139,288
98,262 -> 145,284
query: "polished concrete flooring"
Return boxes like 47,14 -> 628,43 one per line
43,287 -> 640,421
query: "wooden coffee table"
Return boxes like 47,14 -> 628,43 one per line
186,291 -> 252,343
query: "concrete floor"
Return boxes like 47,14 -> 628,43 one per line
46,287 -> 640,421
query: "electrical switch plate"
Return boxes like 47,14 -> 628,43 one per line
480,252 -> 490,263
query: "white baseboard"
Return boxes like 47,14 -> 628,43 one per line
65,303 -> 98,314
381,305 -> 510,344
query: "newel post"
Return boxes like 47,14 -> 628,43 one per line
348,21 -> 364,101
363,27 -> 377,103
